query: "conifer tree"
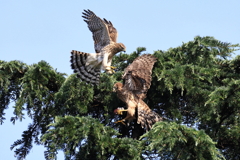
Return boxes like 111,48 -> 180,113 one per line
1,36 -> 240,159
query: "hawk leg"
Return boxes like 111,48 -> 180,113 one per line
106,66 -> 116,74
116,109 -> 128,115
114,119 -> 126,125
114,109 -> 128,125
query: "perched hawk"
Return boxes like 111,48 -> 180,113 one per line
113,54 -> 162,131
70,9 -> 126,85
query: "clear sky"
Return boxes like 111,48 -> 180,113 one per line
1,1 -> 240,159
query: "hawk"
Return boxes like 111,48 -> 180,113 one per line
113,54 -> 162,131
70,9 -> 126,85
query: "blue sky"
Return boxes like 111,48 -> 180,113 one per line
1,1 -> 240,159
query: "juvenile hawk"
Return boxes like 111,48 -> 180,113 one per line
70,9 -> 126,85
113,54 -> 162,131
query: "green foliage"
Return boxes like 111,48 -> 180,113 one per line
141,122 -> 225,160
0,60 -> 28,124
0,60 -> 66,159
54,74 -> 94,115
1,36 -> 240,159
42,116 -> 141,160
13,61 -> 65,121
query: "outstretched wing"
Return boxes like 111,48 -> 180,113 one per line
82,9 -> 113,53
103,18 -> 118,42
122,54 -> 157,100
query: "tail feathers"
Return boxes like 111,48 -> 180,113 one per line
70,50 -> 100,85
137,104 -> 162,131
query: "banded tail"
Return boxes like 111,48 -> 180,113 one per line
70,50 -> 100,85
137,101 -> 162,131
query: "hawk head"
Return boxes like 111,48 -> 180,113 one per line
120,43 -> 126,52
113,82 -> 123,92
115,43 -> 126,53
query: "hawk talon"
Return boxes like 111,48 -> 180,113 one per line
106,66 -> 116,74
114,119 -> 126,125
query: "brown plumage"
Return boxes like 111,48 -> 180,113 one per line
113,54 -> 162,131
70,9 -> 126,85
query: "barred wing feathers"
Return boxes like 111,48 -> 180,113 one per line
103,18 -> 118,43
82,9 -> 118,53
122,54 -> 157,100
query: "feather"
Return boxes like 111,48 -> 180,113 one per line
122,54 -> 157,99
70,50 -> 100,85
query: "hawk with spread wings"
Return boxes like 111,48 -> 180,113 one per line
113,54 -> 162,131
70,9 -> 126,85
